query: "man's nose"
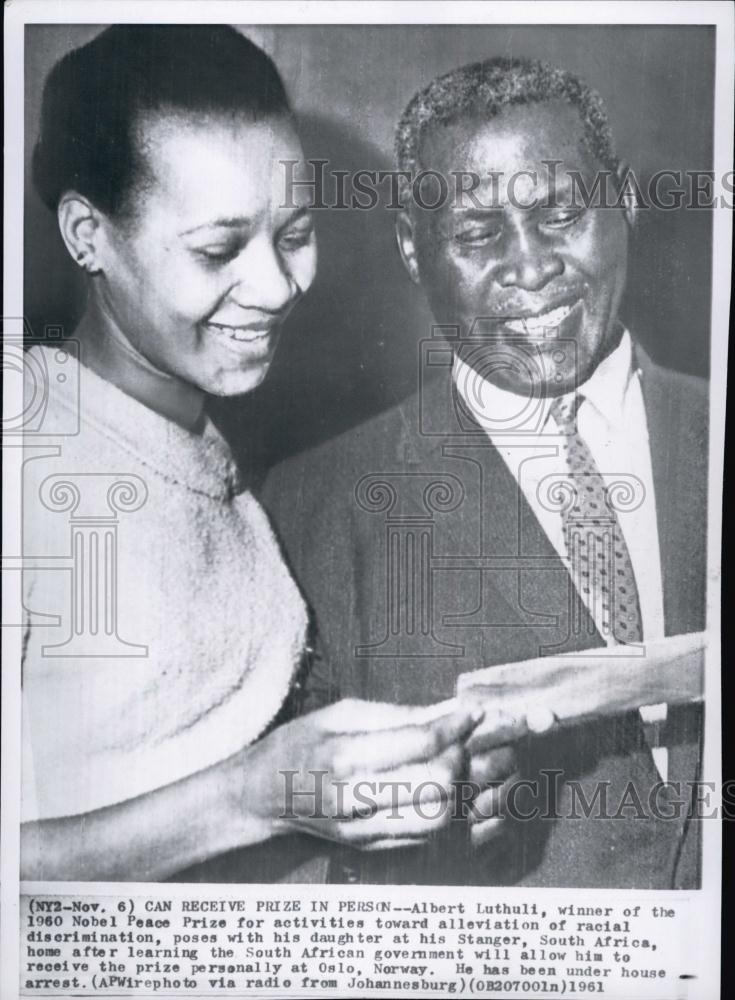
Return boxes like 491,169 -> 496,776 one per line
494,228 -> 564,291
230,236 -> 297,313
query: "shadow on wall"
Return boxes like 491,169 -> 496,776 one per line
25,112 -> 712,478
621,202 -> 712,376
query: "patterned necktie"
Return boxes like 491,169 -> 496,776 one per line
549,394 -> 643,645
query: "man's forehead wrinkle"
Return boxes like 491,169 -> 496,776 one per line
417,102 -> 600,179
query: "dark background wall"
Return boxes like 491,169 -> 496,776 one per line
25,24 -> 714,471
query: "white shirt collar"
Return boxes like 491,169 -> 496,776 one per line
579,328 -> 636,427
452,328 -> 636,437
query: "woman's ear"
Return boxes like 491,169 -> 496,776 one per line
57,192 -> 104,273
395,210 -> 421,285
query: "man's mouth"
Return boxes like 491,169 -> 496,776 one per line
500,300 -> 580,336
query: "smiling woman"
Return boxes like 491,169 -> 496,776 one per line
20,25 -> 482,882
79,110 -> 315,399
35,26 -> 317,413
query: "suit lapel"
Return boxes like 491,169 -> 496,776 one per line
408,349 -> 709,653
398,369 -> 603,661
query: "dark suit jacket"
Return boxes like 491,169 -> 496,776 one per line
259,344 -> 708,889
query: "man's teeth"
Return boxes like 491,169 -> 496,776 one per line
207,323 -> 270,342
504,302 -> 573,334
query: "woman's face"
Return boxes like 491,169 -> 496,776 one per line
97,112 -> 317,396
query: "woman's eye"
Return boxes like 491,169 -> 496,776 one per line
195,246 -> 239,265
542,208 -> 585,229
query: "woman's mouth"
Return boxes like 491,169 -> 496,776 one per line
204,322 -> 274,343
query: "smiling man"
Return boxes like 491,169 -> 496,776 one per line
398,100 -> 629,398
263,57 -> 708,888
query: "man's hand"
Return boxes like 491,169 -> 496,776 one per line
466,744 -> 519,847
461,701 -> 556,847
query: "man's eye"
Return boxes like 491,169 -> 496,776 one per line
542,208 -> 585,229
278,226 -> 314,251
454,226 -> 502,247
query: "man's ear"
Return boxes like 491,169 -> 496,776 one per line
57,192 -> 105,273
615,162 -> 638,230
395,210 -> 421,285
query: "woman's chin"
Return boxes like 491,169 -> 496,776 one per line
204,360 -> 274,398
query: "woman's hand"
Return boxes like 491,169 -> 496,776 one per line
237,699 -> 482,851
20,695 -> 545,881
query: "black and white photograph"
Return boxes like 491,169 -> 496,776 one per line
2,2 -> 731,997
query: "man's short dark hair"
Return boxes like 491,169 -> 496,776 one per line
395,56 -> 620,177
33,25 -> 292,218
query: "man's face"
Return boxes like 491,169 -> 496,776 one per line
400,100 -> 632,397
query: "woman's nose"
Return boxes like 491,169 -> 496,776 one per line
494,228 -> 564,292
230,237 -> 297,313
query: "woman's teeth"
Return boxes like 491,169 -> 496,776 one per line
207,323 -> 270,343
504,302 -> 574,335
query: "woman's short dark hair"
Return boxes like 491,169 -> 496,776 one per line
32,25 -> 292,217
